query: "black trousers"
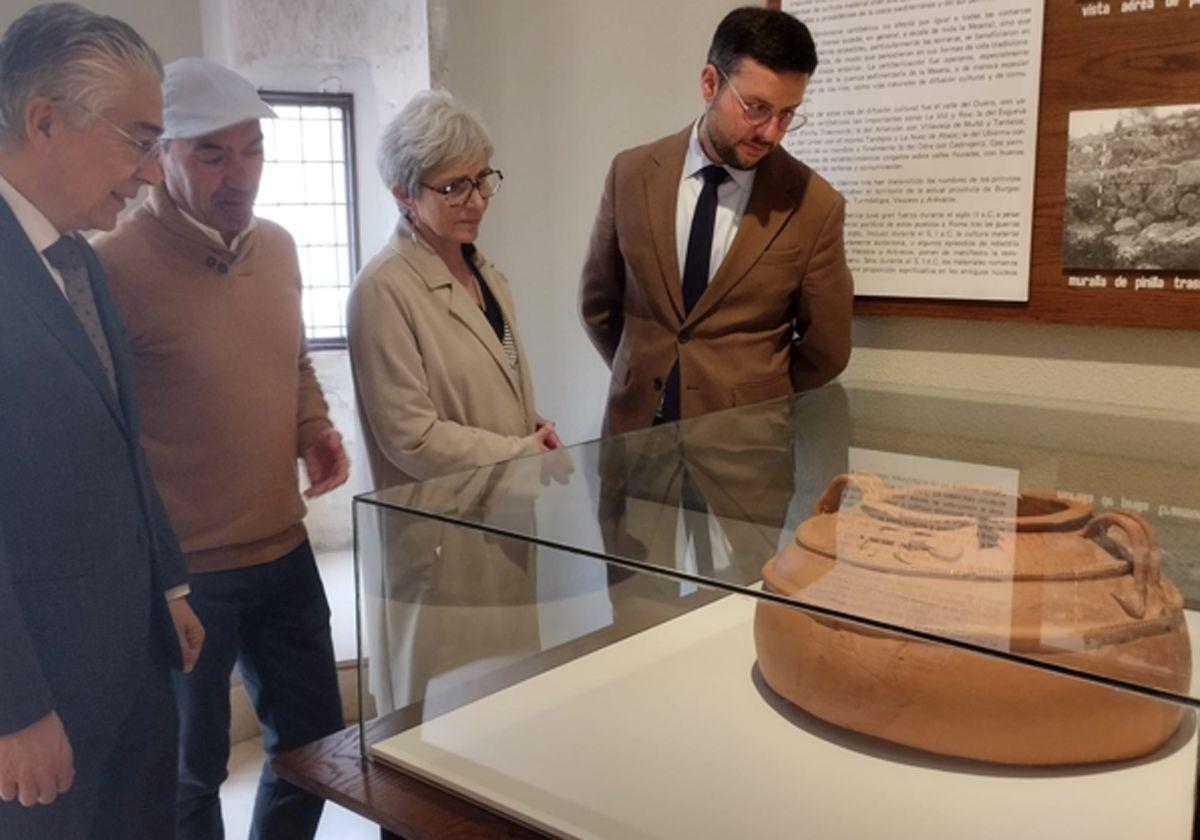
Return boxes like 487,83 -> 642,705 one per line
174,539 -> 343,840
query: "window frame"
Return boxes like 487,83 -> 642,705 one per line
259,90 -> 361,350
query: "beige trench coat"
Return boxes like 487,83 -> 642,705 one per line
348,220 -> 540,489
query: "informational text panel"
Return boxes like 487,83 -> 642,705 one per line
783,0 -> 1045,301
776,0 -> 1200,328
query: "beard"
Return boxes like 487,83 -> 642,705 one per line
701,115 -> 769,171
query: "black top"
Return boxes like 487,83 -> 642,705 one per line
462,243 -> 505,343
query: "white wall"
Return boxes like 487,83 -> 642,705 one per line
0,0 -> 202,60
849,317 -> 1200,414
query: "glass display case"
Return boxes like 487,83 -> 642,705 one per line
353,382 -> 1200,839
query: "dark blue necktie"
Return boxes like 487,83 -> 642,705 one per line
681,164 -> 730,313
661,164 -> 729,423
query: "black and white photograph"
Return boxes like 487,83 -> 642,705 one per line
1063,104 -> 1200,271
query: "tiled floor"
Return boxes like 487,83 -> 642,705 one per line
223,737 -> 377,839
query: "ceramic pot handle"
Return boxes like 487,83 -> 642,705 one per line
813,473 -> 887,515
1085,511 -> 1160,619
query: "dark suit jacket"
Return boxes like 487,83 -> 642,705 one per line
580,126 -> 854,435
0,197 -> 187,744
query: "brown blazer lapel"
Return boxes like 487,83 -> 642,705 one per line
642,128 -> 690,322
685,150 -> 810,327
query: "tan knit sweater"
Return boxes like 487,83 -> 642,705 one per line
92,186 -> 332,573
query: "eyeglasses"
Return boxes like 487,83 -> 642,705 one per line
421,169 -> 503,206
54,98 -> 163,165
718,69 -> 808,134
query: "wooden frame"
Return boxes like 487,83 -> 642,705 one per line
774,1 -> 1200,329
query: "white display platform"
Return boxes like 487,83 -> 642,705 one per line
371,596 -> 1198,840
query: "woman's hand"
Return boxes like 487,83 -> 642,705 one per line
534,413 -> 564,449
528,419 -> 573,484
529,422 -> 558,452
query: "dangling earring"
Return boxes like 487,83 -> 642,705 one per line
399,204 -> 419,245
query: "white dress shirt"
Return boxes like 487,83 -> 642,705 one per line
665,124 -> 752,573
177,204 -> 256,252
674,120 -> 756,283
0,171 -> 68,296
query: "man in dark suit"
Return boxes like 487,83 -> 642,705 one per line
580,7 -> 853,435
0,5 -> 204,838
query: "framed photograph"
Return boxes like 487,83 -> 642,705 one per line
1063,105 -> 1200,271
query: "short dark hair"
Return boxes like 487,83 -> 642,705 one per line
707,7 -> 817,79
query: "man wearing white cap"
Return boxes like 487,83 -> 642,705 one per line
92,57 -> 348,840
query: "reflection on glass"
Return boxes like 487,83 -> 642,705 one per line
359,383 -> 1200,706
757,471 -> 1191,765
352,383 -> 1200,835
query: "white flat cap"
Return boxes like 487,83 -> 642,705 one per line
162,57 -> 276,139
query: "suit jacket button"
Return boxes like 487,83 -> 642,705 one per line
678,330 -> 691,344
217,262 -> 229,275
205,256 -> 217,268
653,377 -> 663,391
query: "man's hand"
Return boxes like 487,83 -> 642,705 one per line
302,428 -> 350,498
0,712 -> 74,807
168,597 -> 205,674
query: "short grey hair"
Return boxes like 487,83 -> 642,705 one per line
0,3 -> 163,149
377,90 -> 493,203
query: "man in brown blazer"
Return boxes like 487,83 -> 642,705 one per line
580,7 -> 853,435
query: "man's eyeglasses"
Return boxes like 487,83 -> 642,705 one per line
421,169 -> 503,207
54,98 -> 163,165
718,68 -> 808,134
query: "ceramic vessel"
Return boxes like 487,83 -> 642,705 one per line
754,473 -> 1192,765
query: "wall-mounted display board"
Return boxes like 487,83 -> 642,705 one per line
783,0 -> 1046,303
773,0 -> 1200,329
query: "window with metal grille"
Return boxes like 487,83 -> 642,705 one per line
255,91 -> 359,348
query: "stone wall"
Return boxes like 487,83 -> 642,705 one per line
1063,110 -> 1200,270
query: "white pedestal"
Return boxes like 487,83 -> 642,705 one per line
372,596 -> 1198,840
